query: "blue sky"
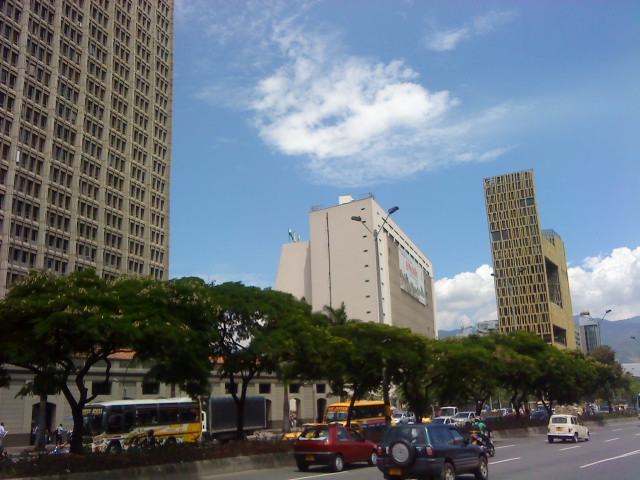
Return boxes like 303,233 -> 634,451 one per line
170,0 -> 640,330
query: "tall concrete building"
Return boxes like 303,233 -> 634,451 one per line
483,170 -> 576,348
275,195 -> 436,337
0,0 -> 172,297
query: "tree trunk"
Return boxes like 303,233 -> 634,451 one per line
282,380 -> 291,433
69,404 -> 85,454
382,365 -> 391,428
35,394 -> 48,451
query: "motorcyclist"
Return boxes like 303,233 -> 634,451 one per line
473,416 -> 490,438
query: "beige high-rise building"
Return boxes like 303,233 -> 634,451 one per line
0,0 -> 172,296
275,195 -> 436,337
483,170 -> 576,348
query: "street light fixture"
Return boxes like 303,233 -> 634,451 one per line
351,205 -> 399,428
598,309 -> 612,347
491,267 -> 526,331
351,206 -> 399,326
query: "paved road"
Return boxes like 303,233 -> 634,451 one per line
199,420 -> 640,480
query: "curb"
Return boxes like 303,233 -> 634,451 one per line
11,452 -> 295,480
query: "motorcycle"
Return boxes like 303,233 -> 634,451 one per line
470,432 -> 495,457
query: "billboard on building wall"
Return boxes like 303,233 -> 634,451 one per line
399,249 -> 427,305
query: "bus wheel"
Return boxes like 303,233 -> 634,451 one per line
106,441 -> 122,454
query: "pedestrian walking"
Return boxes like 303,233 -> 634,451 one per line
55,424 -> 64,446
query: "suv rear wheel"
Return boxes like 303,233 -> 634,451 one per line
389,439 -> 416,467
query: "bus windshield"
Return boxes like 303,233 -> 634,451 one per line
83,407 -> 106,435
325,411 -> 348,422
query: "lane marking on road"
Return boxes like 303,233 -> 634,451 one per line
559,446 -> 580,451
603,438 -> 619,442
490,457 -> 521,465
580,449 -> 640,468
612,428 -> 624,432
495,444 -> 516,449
287,472 -> 345,479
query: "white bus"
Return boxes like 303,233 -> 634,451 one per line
82,397 -> 202,452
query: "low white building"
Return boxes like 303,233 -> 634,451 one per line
0,353 -> 338,447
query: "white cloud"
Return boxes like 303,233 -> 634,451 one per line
425,27 -> 471,52
434,246 -> 640,332
182,2 -> 515,187
425,10 -> 517,52
568,247 -> 640,320
249,20 -> 510,186
435,264 -> 497,331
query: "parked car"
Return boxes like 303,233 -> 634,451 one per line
376,424 -> 489,480
437,406 -> 459,417
530,410 -> 549,422
392,412 -> 416,425
547,414 -> 589,443
452,411 -> 477,427
430,416 -> 455,425
293,424 -> 378,472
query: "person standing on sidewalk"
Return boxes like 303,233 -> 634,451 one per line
0,422 -> 7,447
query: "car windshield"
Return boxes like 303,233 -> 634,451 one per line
299,426 -> 329,440
551,416 -> 568,424
431,418 -> 447,424
393,413 -> 402,418
453,413 -> 469,418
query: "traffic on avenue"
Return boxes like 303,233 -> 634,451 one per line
201,420 -> 639,480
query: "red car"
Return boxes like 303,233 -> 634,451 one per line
293,424 -> 378,472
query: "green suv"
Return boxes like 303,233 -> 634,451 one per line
376,424 -> 489,480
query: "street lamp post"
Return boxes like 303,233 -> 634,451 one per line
351,205 -> 399,428
351,206 -> 398,326
491,267 -> 525,331
597,309 -> 612,347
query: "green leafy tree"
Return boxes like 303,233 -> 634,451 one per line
322,322 -> 413,427
322,302 -> 350,325
435,336 -> 500,414
394,335 -> 445,422
207,282 -> 318,438
492,331 -> 551,415
129,276 -> 219,397
589,346 -> 632,412
0,271 -> 215,454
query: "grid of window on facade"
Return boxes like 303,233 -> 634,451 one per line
0,0 -> 172,297
484,170 -> 565,344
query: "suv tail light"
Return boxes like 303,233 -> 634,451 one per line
377,446 -> 385,456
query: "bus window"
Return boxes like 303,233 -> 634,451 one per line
158,405 -> 180,424
180,405 -> 200,423
123,407 -> 135,432
136,405 -> 158,425
107,406 -> 124,434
